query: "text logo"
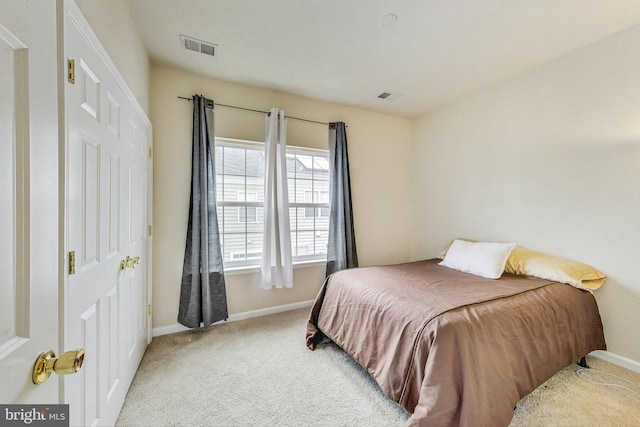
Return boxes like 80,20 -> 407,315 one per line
0,405 -> 69,426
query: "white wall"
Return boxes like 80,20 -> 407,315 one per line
411,24 -> 640,362
74,0 -> 149,114
151,63 -> 412,329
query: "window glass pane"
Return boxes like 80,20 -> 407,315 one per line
302,192 -> 314,217
296,155 -> 314,182
223,175 -> 243,201
247,208 -> 262,232
216,178 -> 223,203
246,148 -> 264,178
297,178 -> 312,203
222,206 -> 244,233
295,242 -> 310,256
247,176 -> 263,202
238,191 -> 257,204
246,233 -> 263,260
287,178 -> 296,203
238,206 -> 258,223
315,217 -> 329,232
314,157 -> 329,170
223,146 -> 245,176
296,155 -> 314,170
289,207 -> 298,256
219,236 -> 226,262
315,173 -> 329,182
215,146 -> 224,202
297,170 -> 313,184
286,153 -> 297,179
304,191 -> 313,202
215,146 -> 223,174
295,190 -> 304,204
315,230 -> 329,255
221,232 -> 246,262
248,207 -> 257,223
318,186 -> 330,201
216,208 -> 225,245
297,207 -> 313,231
223,147 -> 246,191
296,230 -> 315,256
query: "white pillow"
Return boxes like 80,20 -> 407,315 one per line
438,239 -> 516,279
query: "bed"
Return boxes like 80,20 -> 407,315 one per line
306,258 -> 606,426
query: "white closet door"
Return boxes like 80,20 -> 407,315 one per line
64,2 -> 151,425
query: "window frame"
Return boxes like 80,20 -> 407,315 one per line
215,137 -> 330,270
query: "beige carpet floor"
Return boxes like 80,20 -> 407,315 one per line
116,308 -> 640,426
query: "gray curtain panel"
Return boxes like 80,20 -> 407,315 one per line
326,122 -> 358,277
178,95 -> 228,328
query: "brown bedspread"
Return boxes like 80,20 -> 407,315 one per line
306,259 -> 606,427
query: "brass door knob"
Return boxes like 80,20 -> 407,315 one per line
120,256 -> 141,270
32,348 -> 85,385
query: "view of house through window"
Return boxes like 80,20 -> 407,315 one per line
215,138 -> 330,267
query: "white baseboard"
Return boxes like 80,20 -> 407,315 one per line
590,350 -> 640,374
152,299 -> 315,337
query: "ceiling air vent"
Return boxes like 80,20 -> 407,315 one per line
180,35 -> 218,57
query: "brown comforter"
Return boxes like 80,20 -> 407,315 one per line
306,259 -> 606,427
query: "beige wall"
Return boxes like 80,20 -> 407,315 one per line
411,25 -> 640,362
75,0 -> 149,114
74,0 -> 640,365
151,62 -> 412,329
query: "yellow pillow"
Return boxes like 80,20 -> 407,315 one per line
504,246 -> 606,291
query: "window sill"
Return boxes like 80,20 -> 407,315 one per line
223,259 -> 326,276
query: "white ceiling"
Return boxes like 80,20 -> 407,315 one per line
128,0 -> 640,118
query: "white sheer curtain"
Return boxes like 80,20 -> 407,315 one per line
260,108 -> 293,289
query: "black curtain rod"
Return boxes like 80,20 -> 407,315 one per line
177,96 -> 329,126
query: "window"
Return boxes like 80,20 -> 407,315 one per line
216,139 -> 264,266
216,138 -> 329,268
287,148 -> 330,261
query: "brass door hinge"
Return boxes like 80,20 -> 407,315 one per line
148,147 -> 152,159
68,251 -> 76,275
148,225 -> 152,236
67,59 -> 75,84
146,305 -> 152,317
